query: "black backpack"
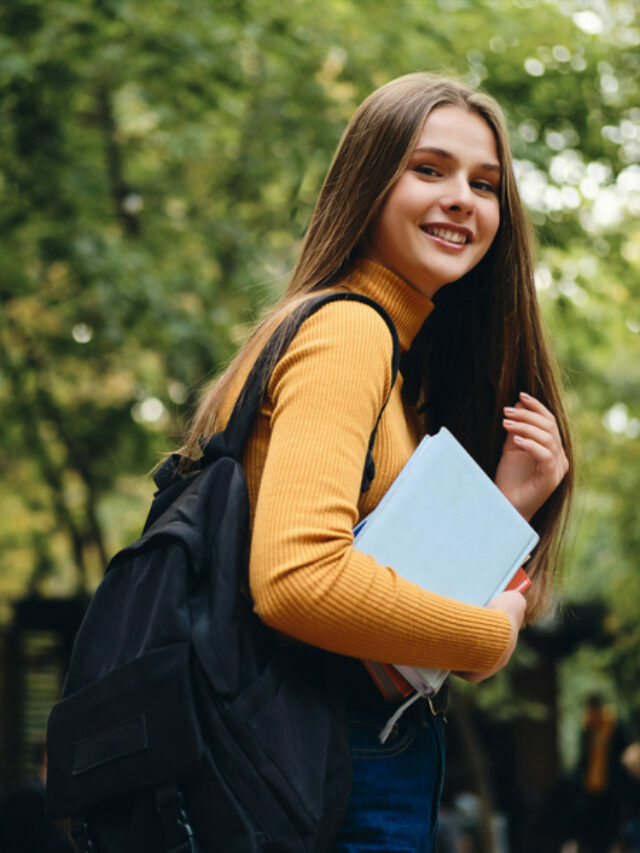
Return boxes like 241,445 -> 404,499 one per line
45,292 -> 400,853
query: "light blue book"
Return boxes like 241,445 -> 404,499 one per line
353,426 -> 539,699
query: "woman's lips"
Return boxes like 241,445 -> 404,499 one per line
420,223 -> 472,249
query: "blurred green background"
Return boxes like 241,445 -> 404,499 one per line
0,0 -> 639,847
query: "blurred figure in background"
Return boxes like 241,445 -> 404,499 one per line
575,694 -> 626,853
620,715 -> 640,853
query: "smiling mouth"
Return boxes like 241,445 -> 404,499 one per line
421,225 -> 471,245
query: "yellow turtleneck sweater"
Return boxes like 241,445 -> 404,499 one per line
232,260 -> 511,672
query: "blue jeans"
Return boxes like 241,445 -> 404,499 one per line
333,703 -> 446,852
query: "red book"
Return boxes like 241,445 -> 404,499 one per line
505,567 -> 531,594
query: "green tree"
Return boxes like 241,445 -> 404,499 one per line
1,0 -> 638,712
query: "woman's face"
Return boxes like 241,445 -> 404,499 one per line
365,105 -> 501,300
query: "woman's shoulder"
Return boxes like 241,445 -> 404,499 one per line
267,292 -> 396,398
283,290 -> 395,360
293,287 -> 396,345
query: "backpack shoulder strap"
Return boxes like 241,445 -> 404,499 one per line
154,291 -> 400,498
219,291 -> 400,488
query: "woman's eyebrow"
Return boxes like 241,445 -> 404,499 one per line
413,145 -> 501,173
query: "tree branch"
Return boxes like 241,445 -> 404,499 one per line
96,84 -> 140,237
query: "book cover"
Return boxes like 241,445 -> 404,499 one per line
353,427 -> 538,697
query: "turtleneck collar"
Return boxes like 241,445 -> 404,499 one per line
340,259 -> 434,352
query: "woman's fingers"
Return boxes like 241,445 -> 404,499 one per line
504,397 -> 561,433
502,419 -> 556,448
487,590 -> 527,628
505,424 -> 568,477
503,393 -> 567,471
503,406 -> 555,432
510,436 -> 557,465
453,592 -> 526,683
495,392 -> 569,518
517,391 -> 554,418
503,411 -> 550,432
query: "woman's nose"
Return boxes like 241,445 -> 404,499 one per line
440,179 -> 474,216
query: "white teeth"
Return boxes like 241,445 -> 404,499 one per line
424,226 -> 468,244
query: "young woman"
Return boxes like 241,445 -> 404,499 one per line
182,73 -> 573,851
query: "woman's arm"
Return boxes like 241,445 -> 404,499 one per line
453,590 -> 526,682
249,301 -> 512,673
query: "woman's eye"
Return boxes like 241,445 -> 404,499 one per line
414,164 -> 440,177
472,180 -> 498,194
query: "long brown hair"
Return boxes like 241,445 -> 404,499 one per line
184,72 -> 574,619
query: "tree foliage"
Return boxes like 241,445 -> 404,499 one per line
1,0 -> 639,716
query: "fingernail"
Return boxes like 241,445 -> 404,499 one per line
520,391 -> 532,400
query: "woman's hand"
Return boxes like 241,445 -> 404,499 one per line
495,392 -> 569,521
453,590 -> 526,683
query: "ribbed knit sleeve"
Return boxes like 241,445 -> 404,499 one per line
248,299 -> 511,672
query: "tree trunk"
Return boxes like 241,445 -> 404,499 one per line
450,685 -> 496,853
